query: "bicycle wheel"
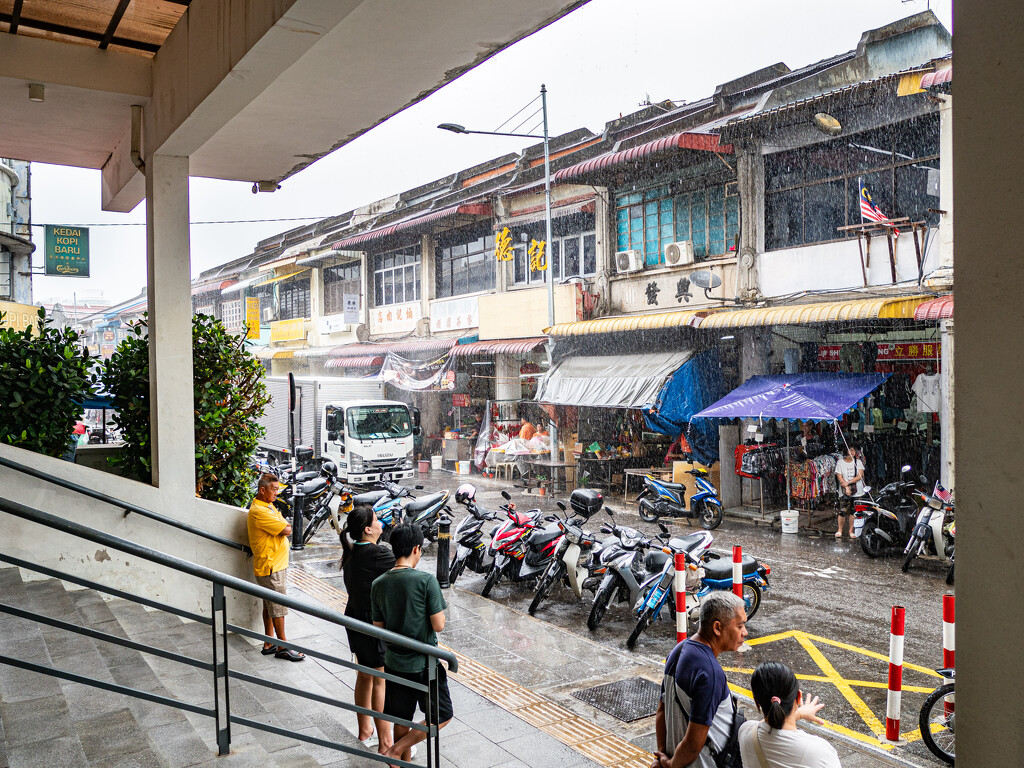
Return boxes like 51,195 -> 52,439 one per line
919,683 -> 955,765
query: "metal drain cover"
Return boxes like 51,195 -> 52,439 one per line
571,677 -> 661,722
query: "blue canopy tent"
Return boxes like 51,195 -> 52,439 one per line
692,373 -> 891,513
643,348 -> 726,466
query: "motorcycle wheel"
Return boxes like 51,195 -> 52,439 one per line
448,555 -> 467,586
638,498 -> 660,523
901,537 -> 920,573
626,607 -> 655,650
528,563 -> 564,616
742,583 -> 762,621
945,563 -> 954,586
588,579 -> 615,632
860,523 -> 885,558
481,566 -> 501,598
695,500 -> 724,531
919,683 -> 955,764
302,510 -> 326,544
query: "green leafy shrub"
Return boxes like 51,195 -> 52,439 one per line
0,308 -> 95,457
101,313 -> 270,506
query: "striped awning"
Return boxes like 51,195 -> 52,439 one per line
914,295 -> 954,321
328,202 -> 492,251
554,131 -> 733,182
325,355 -> 385,369
920,67 -> 952,89
328,338 -> 459,357
698,296 -> 931,329
192,279 -> 236,296
449,337 -> 547,356
545,309 -> 713,337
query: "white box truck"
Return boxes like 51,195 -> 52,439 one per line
258,376 -> 417,484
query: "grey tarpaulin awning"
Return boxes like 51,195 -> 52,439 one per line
535,350 -> 693,408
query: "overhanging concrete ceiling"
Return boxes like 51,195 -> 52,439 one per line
0,0 -> 590,212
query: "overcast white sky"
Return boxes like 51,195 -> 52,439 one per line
29,0 -> 951,307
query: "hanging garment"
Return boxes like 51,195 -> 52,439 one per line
912,373 -> 941,413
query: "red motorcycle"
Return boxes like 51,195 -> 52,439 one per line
480,492 -> 563,598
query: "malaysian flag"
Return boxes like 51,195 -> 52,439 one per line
859,186 -> 900,237
933,482 -> 953,504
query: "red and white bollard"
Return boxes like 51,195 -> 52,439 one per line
885,605 -> 906,742
732,546 -> 743,598
942,594 -> 955,716
674,553 -> 687,644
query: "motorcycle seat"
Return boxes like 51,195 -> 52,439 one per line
353,490 -> 389,506
703,555 -> 759,581
509,510 -> 538,527
295,470 -> 320,483
651,479 -> 687,491
674,532 -> 711,554
301,478 -> 328,496
404,492 -> 447,513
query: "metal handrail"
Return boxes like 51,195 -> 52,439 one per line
1,495 -> 456,767
0,496 -> 456,665
0,454 -> 251,554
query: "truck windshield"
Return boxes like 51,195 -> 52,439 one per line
347,406 -> 412,440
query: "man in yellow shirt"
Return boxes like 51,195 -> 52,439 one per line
247,474 -> 304,661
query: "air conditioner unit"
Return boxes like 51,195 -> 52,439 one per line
664,241 -> 695,267
615,249 -> 643,274
262,307 -> 275,322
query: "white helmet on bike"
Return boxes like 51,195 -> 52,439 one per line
455,483 -> 477,504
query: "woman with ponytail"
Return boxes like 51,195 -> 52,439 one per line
738,662 -> 840,767
340,506 -> 395,753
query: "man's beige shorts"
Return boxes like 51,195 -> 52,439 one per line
255,568 -> 289,618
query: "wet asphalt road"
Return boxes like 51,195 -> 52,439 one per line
301,469 -> 952,766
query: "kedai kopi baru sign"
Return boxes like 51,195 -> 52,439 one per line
45,225 -> 90,277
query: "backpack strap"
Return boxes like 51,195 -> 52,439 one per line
752,723 -> 774,768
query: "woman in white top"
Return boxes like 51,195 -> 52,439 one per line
738,662 -> 841,768
834,444 -> 865,539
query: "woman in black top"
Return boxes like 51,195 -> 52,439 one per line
341,506 -> 395,752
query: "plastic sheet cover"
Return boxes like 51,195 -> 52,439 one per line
643,348 -> 726,466
535,350 -> 693,409
692,372 -> 891,422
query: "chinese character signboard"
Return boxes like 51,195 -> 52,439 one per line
817,342 -> 941,362
494,227 -> 514,262
431,296 -> 479,333
44,226 -> 89,277
452,393 -> 470,407
369,301 -> 421,335
343,294 -> 360,324
245,298 -> 260,339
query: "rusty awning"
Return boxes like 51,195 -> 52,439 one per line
448,337 -> 547,356
328,202 -> 492,251
553,131 -> 733,182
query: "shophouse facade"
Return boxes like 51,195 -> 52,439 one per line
0,158 -> 35,334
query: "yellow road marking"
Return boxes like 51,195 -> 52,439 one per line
722,667 -> 933,693
804,632 -> 942,677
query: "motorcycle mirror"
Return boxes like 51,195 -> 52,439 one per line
501,491 -> 511,500
900,464 -> 912,474
556,502 -> 567,511
658,532 -> 671,540
919,475 -> 929,485
658,522 -> 669,534
544,515 -> 557,522
415,485 -> 424,490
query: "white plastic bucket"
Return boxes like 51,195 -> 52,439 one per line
780,511 -> 799,534
431,455 -> 442,470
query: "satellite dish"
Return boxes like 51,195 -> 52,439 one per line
689,271 -> 722,290
355,323 -> 370,342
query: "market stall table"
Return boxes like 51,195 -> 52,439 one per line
522,458 -> 577,496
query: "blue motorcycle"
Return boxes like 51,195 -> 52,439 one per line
637,467 -> 723,530
369,481 -> 451,542
626,532 -> 770,649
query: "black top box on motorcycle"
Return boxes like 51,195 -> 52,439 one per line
570,489 -> 603,519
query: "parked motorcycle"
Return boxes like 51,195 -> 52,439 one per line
448,484 -> 501,585
919,668 -> 955,764
299,467 -> 354,545
626,531 -> 770,649
586,511 -> 657,631
856,465 -> 921,558
902,483 -> 954,573
637,468 -> 723,529
480,500 -> 553,598
372,482 -> 451,542
528,489 -> 604,616
944,521 -> 955,585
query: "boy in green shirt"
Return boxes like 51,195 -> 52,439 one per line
371,524 -> 452,764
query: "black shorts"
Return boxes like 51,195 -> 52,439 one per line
383,664 -> 454,725
346,626 -> 386,669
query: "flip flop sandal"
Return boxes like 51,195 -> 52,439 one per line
261,644 -> 279,655
275,649 -> 306,662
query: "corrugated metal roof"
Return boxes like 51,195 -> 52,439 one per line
699,296 -> 931,329
545,309 -> 713,337
449,337 -> 547,356
913,295 -> 953,320
328,202 -> 492,251
324,355 -> 385,369
553,131 -> 733,182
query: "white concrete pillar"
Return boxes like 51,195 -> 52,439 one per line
145,154 -> 196,508
956,2 -> 1024,764
495,354 -> 521,403
939,319 -> 954,490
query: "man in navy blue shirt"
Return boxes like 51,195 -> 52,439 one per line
653,592 -> 748,768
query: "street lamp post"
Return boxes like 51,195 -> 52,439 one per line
439,84 -> 559,465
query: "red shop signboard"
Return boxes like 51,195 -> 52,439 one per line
817,342 -> 941,362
